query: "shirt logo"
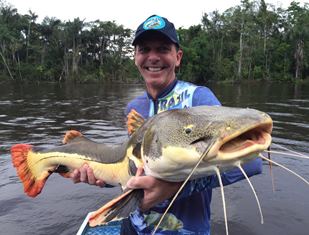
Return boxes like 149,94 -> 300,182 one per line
157,89 -> 191,113
143,16 -> 165,30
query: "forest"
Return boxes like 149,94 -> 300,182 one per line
0,0 -> 308,83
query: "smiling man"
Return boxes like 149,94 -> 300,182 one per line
127,15 -> 221,118
71,15 -> 262,235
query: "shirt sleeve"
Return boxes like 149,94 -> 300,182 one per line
124,93 -> 150,120
192,86 -> 221,106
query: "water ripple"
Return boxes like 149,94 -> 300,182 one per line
0,82 -> 308,235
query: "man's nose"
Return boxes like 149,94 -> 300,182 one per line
147,50 -> 160,62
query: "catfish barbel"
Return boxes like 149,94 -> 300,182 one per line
10,106 -> 273,231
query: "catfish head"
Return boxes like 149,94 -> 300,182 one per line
139,106 -> 273,182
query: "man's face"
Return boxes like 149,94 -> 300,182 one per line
134,33 -> 183,95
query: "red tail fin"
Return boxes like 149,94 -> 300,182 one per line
11,144 -> 50,197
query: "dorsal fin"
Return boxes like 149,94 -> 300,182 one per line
62,130 -> 83,144
126,109 -> 145,135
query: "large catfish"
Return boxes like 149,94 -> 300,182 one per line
10,106 -> 273,230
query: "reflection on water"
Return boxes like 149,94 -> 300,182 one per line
0,81 -> 308,235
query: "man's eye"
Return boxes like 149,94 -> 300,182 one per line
158,46 -> 170,53
138,47 -> 149,53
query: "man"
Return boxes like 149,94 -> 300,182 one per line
71,15 -> 262,234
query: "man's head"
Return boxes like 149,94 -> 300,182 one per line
133,15 -> 183,99
132,15 -> 179,48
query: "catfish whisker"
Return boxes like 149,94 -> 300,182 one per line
266,147 -> 276,192
236,162 -> 264,224
259,154 -> 309,185
263,150 -> 309,159
272,143 -> 308,157
268,161 -> 276,193
151,141 -> 216,235
214,167 -> 229,235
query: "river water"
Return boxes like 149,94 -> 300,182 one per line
0,81 -> 308,235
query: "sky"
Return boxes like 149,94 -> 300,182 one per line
6,0 -> 308,30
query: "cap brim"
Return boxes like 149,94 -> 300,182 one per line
132,30 -> 178,46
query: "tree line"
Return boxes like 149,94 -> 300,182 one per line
0,0 -> 308,83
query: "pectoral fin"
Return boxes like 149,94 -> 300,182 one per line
88,188 -> 143,227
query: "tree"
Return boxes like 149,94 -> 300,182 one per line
24,10 -> 38,62
0,2 -> 19,79
286,1 -> 309,79
256,0 -> 278,79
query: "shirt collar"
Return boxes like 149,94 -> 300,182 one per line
146,79 -> 178,100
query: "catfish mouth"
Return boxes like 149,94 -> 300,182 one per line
217,123 -> 272,159
209,121 -> 273,161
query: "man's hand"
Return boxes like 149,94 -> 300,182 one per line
126,168 -> 182,211
70,164 -> 105,187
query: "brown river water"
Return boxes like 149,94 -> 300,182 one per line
0,81 -> 308,235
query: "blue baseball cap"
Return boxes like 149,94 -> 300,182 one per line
132,15 -> 179,47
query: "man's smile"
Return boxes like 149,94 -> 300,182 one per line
144,66 -> 166,72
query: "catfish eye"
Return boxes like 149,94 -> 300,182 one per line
183,124 -> 194,135
184,127 -> 192,134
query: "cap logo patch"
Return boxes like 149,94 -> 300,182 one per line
143,16 -> 165,30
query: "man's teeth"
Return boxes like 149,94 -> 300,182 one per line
148,67 -> 162,72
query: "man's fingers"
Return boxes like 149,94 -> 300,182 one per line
127,175 -> 152,189
96,180 -> 106,187
86,166 -> 96,185
125,167 -> 145,188
70,164 -> 106,187
80,164 -> 89,183
135,167 -> 144,177
71,169 -> 81,184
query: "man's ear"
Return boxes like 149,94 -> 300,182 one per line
176,49 -> 183,67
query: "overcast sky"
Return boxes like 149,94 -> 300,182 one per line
7,0 -> 307,29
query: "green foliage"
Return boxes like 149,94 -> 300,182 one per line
0,0 -> 308,82
179,0 -> 309,81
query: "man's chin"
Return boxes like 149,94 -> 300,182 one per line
144,75 -> 163,83
143,71 -> 164,78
